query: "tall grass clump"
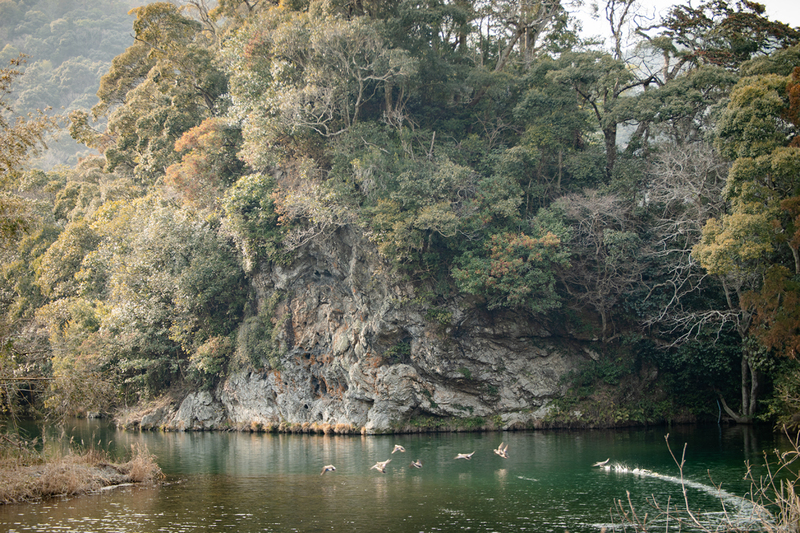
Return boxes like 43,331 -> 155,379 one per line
743,431 -> 800,532
0,431 -> 162,504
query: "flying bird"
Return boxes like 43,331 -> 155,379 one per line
320,464 -> 336,475
493,442 -> 509,459
409,459 -> 423,469
371,459 -> 392,473
392,444 -> 406,454
455,452 -> 475,460
593,458 -> 610,467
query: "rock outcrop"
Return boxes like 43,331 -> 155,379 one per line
120,226 -> 598,433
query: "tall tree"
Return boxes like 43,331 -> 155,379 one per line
545,51 -> 640,177
552,190 -> 644,342
658,0 -> 800,71
0,55 -> 58,416
639,143 -> 728,336
223,7 -> 416,170
693,58 -> 800,421
76,2 -> 227,183
1,56 -> 58,188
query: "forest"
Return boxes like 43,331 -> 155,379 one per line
1,0 -> 800,430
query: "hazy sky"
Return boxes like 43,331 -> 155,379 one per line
574,0 -> 800,41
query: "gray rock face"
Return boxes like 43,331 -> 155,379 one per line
169,392 -> 226,431
128,226 -> 593,433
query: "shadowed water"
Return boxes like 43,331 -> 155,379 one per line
0,421 -> 791,532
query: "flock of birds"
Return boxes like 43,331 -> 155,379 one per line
320,442 -> 512,475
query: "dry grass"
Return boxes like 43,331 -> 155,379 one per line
744,430 -> 800,532
613,431 -> 800,532
0,442 -> 163,504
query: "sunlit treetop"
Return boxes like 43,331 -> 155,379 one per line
660,0 -> 800,70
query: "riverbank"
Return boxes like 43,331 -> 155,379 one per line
0,443 -> 163,504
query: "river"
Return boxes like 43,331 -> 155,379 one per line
0,421 -> 792,532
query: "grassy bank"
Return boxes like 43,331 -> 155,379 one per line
0,434 -> 163,504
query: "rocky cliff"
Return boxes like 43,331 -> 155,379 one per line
119,226 -> 600,433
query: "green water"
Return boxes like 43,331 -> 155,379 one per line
0,421 -> 791,532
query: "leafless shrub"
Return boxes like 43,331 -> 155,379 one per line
743,430 -> 800,532
640,143 -> 730,341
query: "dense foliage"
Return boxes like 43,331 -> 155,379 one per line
2,0 -> 800,428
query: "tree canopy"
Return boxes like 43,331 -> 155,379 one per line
2,0 -> 800,427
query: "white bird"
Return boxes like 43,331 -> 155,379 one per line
493,442 -> 509,459
371,459 -> 391,473
392,444 -> 406,454
320,464 -> 336,475
593,458 -> 610,467
409,459 -> 423,469
455,451 -> 475,460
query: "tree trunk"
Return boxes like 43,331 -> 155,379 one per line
603,126 -> 617,177
557,150 -> 562,192
720,353 -> 758,423
741,355 -> 751,419
384,78 -> 393,117
469,27 -> 524,107
719,394 -> 750,424
745,355 -> 759,417
600,308 -> 609,343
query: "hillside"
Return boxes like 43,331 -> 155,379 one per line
0,0 -> 137,168
2,0 -> 800,431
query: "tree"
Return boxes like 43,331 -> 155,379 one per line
484,0 -> 569,71
164,117 -> 244,210
452,222 -> 568,313
552,190 -> 644,342
35,297 -> 117,418
35,220 -> 100,300
545,51 -> 641,177
0,54 -> 58,416
365,152 -> 486,265
692,64 -> 800,422
742,265 -> 800,359
79,2 -> 228,183
222,172 -> 284,270
658,0 -> 800,71
510,57 -> 605,212
223,7 -> 416,169
618,0 -> 798,151
639,143 -> 728,334
1,56 -> 58,187
90,196 -> 247,394
465,0 -> 573,108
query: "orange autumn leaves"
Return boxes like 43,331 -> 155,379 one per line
165,118 -> 242,209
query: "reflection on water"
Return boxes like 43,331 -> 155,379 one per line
0,422 -> 791,532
